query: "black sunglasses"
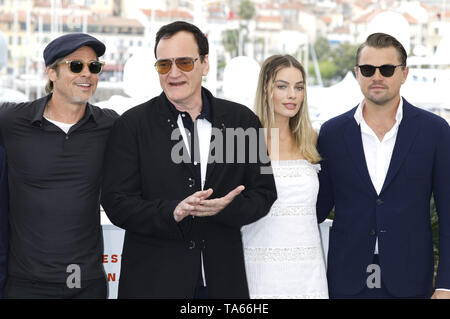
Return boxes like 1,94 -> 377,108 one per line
356,64 -> 405,77
154,57 -> 199,74
59,60 -> 105,74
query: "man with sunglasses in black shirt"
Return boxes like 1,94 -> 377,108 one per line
101,21 -> 277,299
0,33 -> 118,298
317,33 -> 450,299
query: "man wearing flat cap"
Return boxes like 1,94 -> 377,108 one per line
0,33 -> 118,298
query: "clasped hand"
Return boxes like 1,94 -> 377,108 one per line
173,185 -> 245,222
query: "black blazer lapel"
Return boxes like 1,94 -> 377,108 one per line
380,99 -> 420,194
156,93 -> 197,179
343,115 -> 378,196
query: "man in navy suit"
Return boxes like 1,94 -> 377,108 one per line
0,146 -> 8,299
317,33 -> 450,298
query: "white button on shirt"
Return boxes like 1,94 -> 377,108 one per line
353,98 -> 403,254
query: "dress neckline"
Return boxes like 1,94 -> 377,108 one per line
271,159 -> 321,173
271,159 -> 309,165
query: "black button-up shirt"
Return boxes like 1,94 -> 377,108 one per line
167,91 -> 212,190
0,95 -> 118,283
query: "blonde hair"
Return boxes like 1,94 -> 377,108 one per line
254,54 -> 321,164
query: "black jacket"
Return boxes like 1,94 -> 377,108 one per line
0,146 -> 7,298
101,88 -> 277,298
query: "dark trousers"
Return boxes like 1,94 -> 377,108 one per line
330,255 -> 430,299
4,276 -> 108,299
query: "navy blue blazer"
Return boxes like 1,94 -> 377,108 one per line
317,98 -> 450,297
0,146 -> 8,299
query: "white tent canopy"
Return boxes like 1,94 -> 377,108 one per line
0,88 -> 27,103
222,56 -> 261,110
401,70 -> 450,109
96,48 -> 161,114
308,70 -> 450,126
308,71 -> 363,123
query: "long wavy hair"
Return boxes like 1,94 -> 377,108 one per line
254,54 -> 321,163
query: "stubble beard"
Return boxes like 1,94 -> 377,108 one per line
366,90 -> 395,107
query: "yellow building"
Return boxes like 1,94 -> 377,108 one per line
0,10 -> 38,74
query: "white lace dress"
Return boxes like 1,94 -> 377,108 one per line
241,160 -> 329,299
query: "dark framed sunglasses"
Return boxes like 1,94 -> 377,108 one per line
356,64 -> 405,77
59,60 -> 105,74
154,57 -> 199,74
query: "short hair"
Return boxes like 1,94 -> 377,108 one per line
154,21 -> 209,62
356,33 -> 407,66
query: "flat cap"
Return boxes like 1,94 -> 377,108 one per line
44,33 -> 105,67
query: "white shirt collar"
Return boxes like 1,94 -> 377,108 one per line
354,97 -> 404,126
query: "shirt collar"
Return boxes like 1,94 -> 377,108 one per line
31,94 -> 98,127
198,90 -> 212,121
82,103 -> 98,124
30,95 -> 51,126
166,89 -> 212,123
354,97 -> 403,126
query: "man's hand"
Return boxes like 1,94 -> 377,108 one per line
431,290 -> 450,299
173,189 -> 213,222
190,185 -> 245,217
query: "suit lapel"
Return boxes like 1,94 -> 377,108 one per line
156,93 -> 197,178
343,113 -> 378,196
380,100 -> 420,194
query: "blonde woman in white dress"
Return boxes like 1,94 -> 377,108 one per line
241,55 -> 328,298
